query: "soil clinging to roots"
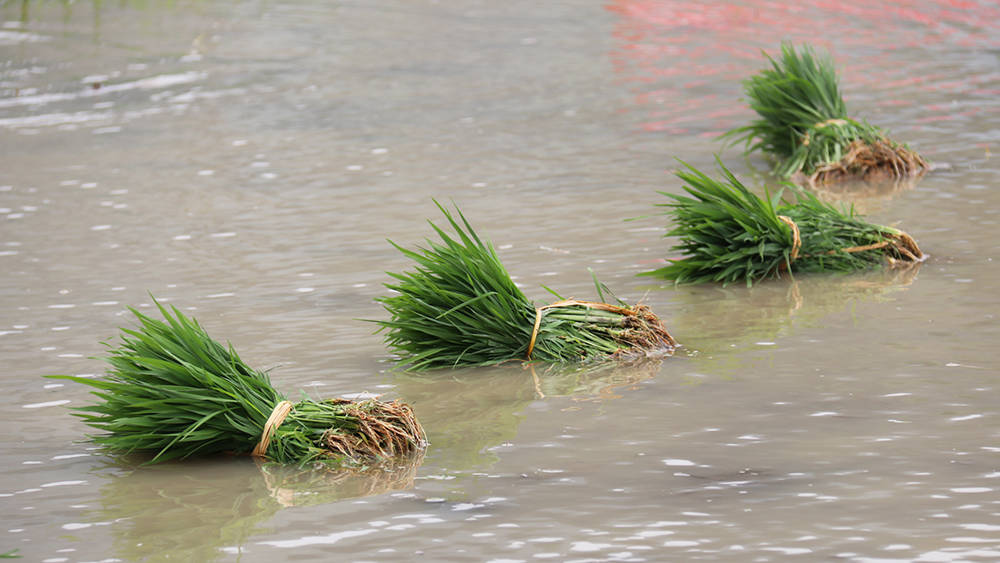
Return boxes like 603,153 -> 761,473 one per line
609,304 -> 679,361
810,138 -> 929,185
322,399 -> 426,462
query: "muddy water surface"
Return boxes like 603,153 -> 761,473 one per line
2,0 -> 999,561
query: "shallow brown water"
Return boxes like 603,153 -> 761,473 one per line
2,0 -> 999,561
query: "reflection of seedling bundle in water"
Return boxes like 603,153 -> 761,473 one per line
95,457 -> 422,562
394,361 -> 664,470
806,174 -> 924,209
527,358 -> 665,401
671,265 -> 922,362
377,202 -> 677,370
256,454 -> 423,507
643,162 -> 923,286
725,43 -> 927,184
51,301 -> 425,466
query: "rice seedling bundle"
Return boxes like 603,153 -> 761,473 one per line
50,301 -> 425,465
643,162 -> 924,286
725,43 -> 927,184
377,202 -> 677,370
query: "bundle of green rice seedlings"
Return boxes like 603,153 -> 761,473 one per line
643,161 -> 924,286
50,301 -> 425,465
724,42 -> 927,184
377,202 -> 677,370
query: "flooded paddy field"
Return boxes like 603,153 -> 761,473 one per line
2,0 -> 999,560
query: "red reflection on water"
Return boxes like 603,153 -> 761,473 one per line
606,0 -> 1000,133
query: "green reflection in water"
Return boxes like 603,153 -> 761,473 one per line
739,156 -> 925,209
91,454 -> 422,562
805,173 -> 925,209
5,0 -> 214,47
658,264 -> 922,375
9,0 -> 202,22
393,360 -> 664,472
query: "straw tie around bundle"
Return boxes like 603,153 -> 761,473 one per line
816,119 -> 848,129
526,300 -> 676,360
776,215 -> 801,261
801,119 -> 848,147
252,401 -> 294,458
528,300 -> 623,360
776,214 -> 921,264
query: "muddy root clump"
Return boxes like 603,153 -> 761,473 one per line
322,399 -> 426,462
810,138 -> 929,185
881,231 -> 925,266
610,304 -> 679,360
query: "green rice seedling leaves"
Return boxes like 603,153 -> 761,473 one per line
724,42 -> 927,183
50,301 -> 425,465
643,161 -> 924,286
377,202 -> 677,370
